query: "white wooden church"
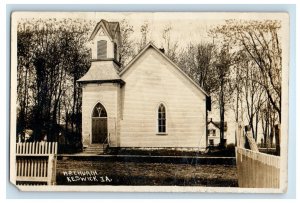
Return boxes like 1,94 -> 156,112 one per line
78,20 -> 210,152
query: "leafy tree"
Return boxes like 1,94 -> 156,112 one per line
17,18 -> 92,143
17,26 -> 35,135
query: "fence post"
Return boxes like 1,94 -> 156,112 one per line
47,154 -> 54,185
235,122 -> 243,148
244,125 -> 251,149
244,126 -> 259,152
275,124 -> 281,156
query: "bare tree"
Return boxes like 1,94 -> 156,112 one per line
242,60 -> 266,141
161,25 -> 179,63
212,20 -> 282,122
138,21 -> 150,51
178,43 -> 218,95
119,19 -> 135,68
213,45 -> 233,146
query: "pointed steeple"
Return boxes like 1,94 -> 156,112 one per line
77,19 -> 123,84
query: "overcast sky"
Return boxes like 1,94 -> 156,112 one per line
14,12 -> 287,50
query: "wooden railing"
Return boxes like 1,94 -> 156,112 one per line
236,147 -> 280,188
16,142 -> 57,185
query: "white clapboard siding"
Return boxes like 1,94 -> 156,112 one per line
120,47 -> 207,149
236,147 -> 280,188
81,83 -> 120,147
16,142 -> 57,185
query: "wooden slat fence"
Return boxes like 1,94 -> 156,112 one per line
236,147 -> 280,188
16,142 -> 57,185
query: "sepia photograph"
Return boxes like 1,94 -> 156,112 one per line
9,12 -> 289,192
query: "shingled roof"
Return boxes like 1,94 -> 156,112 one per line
89,20 -> 120,41
77,61 -> 121,83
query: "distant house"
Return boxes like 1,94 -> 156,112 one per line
78,19 -> 210,152
207,119 -> 227,147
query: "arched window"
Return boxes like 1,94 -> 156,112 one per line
92,103 -> 107,118
97,40 -> 107,59
158,104 -> 166,133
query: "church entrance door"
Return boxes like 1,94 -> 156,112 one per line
91,103 -> 108,144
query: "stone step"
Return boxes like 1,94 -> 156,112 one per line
82,151 -> 104,154
85,147 -> 104,149
83,144 -> 108,154
87,145 -> 108,148
84,149 -> 104,152
84,148 -> 105,151
84,151 -> 104,154
84,147 -> 106,150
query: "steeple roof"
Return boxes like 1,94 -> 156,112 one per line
89,19 -> 120,42
77,61 -> 121,83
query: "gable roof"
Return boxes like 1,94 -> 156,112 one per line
208,120 -> 228,131
89,20 -> 120,41
119,42 -> 209,97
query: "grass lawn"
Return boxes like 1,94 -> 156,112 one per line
106,148 -> 235,157
56,159 -> 238,187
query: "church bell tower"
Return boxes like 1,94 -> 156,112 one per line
78,20 -> 124,149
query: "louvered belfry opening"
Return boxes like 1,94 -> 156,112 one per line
97,40 -> 107,59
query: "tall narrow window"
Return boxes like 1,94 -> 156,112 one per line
158,104 -> 166,133
114,42 -> 118,60
97,40 -> 107,59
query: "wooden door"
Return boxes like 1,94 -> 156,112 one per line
92,118 -> 107,143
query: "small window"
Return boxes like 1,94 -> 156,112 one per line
158,104 -> 166,133
209,139 -> 214,146
208,129 -> 216,136
97,40 -> 107,59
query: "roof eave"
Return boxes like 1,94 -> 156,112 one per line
77,79 -> 125,85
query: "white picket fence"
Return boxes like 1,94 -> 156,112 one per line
16,142 -> 58,185
236,147 -> 280,188
235,123 -> 281,188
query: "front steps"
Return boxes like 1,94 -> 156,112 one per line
83,144 -> 108,155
